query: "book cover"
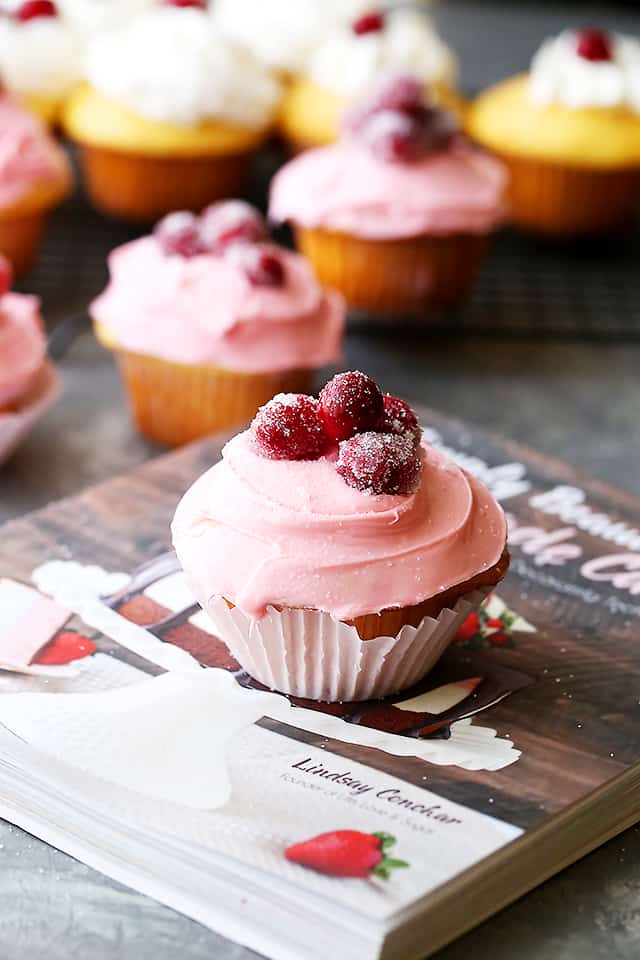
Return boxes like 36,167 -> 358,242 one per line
0,409 -> 638,960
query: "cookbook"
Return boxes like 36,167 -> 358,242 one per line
0,407 -> 638,960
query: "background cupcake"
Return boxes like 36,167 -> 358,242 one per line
62,1 -> 282,221
90,201 -> 345,447
0,256 -> 60,466
278,6 -> 461,153
0,0 -> 81,125
468,27 -> 640,236
0,91 -> 72,275
173,371 -> 509,702
271,75 -> 506,317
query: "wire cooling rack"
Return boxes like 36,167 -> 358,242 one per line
26,146 -> 640,352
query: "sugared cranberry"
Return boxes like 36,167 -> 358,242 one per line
575,28 -> 612,62
0,255 -> 12,297
352,10 -> 385,36
15,0 -> 57,21
318,371 -> 385,442
382,395 -> 421,443
200,200 -> 267,254
337,432 -> 421,495
371,74 -> 424,113
252,394 -> 327,460
361,109 -> 422,163
232,245 -> 285,287
162,0 -> 207,8
154,211 -> 203,257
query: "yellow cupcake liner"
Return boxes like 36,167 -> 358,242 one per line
113,349 -> 314,448
497,152 -> 640,236
294,227 -> 488,316
76,144 -> 253,221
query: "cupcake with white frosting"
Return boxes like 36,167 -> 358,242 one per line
278,6 -> 461,152
0,0 -> 81,124
62,0 -> 282,220
469,27 -> 640,235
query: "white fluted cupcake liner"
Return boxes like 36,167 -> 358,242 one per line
0,362 -> 60,468
206,588 -> 490,702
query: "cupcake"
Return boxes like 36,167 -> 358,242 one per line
270,75 -> 506,317
172,371 -> 510,702
0,256 -> 60,466
62,0 -> 282,221
468,28 -> 640,236
213,0 -> 370,79
90,201 -> 345,448
0,91 -> 72,275
278,6 -> 461,153
0,1 -> 81,125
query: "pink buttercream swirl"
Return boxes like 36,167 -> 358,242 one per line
90,237 -> 345,372
269,140 -> 507,239
0,292 -> 47,407
172,432 -> 507,621
0,96 -> 71,208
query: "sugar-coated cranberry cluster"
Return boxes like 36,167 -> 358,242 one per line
251,371 -> 423,496
153,202 -> 285,287
343,73 -> 459,164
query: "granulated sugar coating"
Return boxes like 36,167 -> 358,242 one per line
337,431 -> 421,495
382,394 -> 422,442
318,370 -> 385,441
252,393 -> 327,460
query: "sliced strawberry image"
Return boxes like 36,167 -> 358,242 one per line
456,610 -> 480,642
33,630 -> 96,665
285,830 -> 409,879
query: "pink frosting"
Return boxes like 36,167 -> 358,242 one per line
269,140 -> 507,239
0,96 -> 71,208
172,431 -> 507,621
90,238 -> 345,372
0,292 -> 47,407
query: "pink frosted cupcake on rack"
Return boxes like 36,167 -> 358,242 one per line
90,201 -> 345,447
0,85 -> 72,275
270,74 -> 506,317
0,256 -> 60,466
173,370 -> 510,702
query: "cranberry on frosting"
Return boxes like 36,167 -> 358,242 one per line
351,9 -> 385,36
575,27 -> 612,62
344,73 -> 459,164
249,370 -> 422,496
14,1 -> 58,22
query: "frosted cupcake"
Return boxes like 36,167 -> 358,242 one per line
278,6 -> 461,153
468,28 -> 640,235
0,91 -> 72,275
0,1 -> 81,125
173,371 -> 509,702
62,1 -> 282,220
90,201 -> 345,447
271,75 -> 505,317
0,256 -> 60,466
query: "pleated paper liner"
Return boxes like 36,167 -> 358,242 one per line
114,349 -> 314,447
294,226 -> 488,316
76,144 -> 253,221
497,152 -> 640,236
207,589 -> 490,702
0,362 -> 61,467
